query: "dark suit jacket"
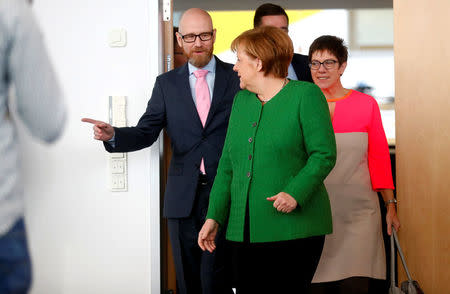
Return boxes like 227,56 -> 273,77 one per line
292,53 -> 313,83
104,56 -> 240,218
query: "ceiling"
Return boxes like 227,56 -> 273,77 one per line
173,0 -> 393,11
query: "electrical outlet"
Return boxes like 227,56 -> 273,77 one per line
111,159 -> 125,174
111,174 -> 127,191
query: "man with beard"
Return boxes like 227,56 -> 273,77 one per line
254,3 -> 313,83
82,8 -> 239,294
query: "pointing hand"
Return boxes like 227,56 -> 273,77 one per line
81,118 -> 115,141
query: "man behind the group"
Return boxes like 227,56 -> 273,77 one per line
0,0 -> 66,292
82,8 -> 239,294
254,3 -> 313,82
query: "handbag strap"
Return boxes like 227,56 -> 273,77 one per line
392,227 -> 414,282
390,231 -> 396,287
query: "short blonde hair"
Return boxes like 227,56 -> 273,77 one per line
231,26 -> 293,78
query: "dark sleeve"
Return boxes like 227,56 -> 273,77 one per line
104,78 -> 166,153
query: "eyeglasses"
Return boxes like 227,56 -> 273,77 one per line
309,59 -> 338,70
179,32 -> 213,43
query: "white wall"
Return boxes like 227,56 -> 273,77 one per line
18,1 -> 161,293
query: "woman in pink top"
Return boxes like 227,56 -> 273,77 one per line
308,35 -> 400,294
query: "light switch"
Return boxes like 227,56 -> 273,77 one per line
114,120 -> 127,127
113,107 -> 125,120
110,96 -> 127,126
108,29 -> 127,47
112,96 -> 126,106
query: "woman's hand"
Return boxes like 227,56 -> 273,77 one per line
267,192 -> 298,213
386,205 -> 401,235
198,219 -> 219,253
380,189 -> 401,235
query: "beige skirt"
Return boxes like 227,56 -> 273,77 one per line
312,133 -> 386,283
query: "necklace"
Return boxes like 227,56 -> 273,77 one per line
258,78 -> 288,103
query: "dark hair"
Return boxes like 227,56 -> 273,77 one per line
253,3 -> 289,28
231,26 -> 293,78
308,35 -> 348,65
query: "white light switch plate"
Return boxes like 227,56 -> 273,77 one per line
108,29 -> 127,47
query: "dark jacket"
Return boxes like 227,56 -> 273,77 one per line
292,53 -> 313,83
104,57 -> 240,218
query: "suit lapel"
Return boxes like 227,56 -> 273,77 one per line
205,57 -> 229,128
177,64 -> 204,129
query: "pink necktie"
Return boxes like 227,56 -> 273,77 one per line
194,69 -> 211,174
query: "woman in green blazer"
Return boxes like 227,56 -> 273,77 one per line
198,26 -> 336,294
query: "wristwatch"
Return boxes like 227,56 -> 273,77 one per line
385,198 -> 397,207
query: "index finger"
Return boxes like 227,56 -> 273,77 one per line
81,117 -> 103,125
266,195 -> 278,201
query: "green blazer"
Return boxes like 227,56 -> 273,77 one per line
206,80 -> 336,243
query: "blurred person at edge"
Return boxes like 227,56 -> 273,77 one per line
308,35 -> 400,294
253,3 -> 313,83
198,26 -> 336,294
0,0 -> 66,293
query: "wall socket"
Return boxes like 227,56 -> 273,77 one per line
111,174 -> 127,190
111,159 -> 126,174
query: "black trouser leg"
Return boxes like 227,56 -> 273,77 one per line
167,183 -> 232,294
310,277 -> 371,294
233,235 -> 325,294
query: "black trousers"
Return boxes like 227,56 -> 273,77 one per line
309,277 -> 387,294
230,235 -> 325,294
167,180 -> 233,294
